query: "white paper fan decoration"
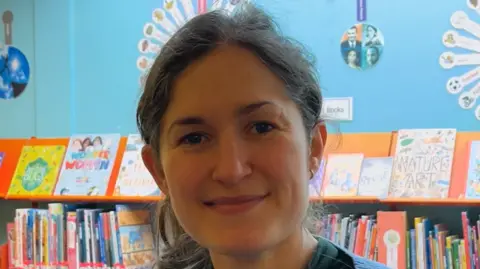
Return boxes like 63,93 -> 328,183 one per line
137,0 -> 248,89
440,0 -> 480,121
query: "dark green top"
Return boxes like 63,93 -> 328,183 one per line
307,237 -> 355,269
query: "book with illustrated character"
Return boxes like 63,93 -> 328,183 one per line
53,134 -> 121,196
321,153 -> 364,197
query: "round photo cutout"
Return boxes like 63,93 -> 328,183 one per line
340,23 -> 384,70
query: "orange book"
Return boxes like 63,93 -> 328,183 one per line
377,211 -> 407,269
354,216 -> 368,256
0,244 -> 8,269
449,140 -> 471,199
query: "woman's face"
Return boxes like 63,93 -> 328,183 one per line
348,50 -> 357,64
145,45 -> 323,256
367,26 -> 376,38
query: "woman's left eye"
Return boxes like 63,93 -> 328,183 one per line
251,122 -> 275,134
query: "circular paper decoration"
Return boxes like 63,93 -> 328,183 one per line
137,0 -> 248,89
440,0 -> 480,121
0,11 -> 30,100
340,23 -> 384,70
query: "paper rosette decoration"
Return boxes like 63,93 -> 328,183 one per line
137,0 -> 247,89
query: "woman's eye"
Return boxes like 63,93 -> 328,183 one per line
180,133 -> 206,145
251,122 -> 274,134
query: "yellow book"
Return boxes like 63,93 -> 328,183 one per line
460,239 -> 467,269
8,145 -> 66,196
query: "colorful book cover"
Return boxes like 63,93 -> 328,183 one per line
321,153 -> 364,197
309,159 -> 325,197
7,145 -> 66,196
116,204 -> 155,268
113,134 -> 160,197
357,157 -> 394,198
54,134 -> 121,196
377,211 -> 407,269
389,128 -> 456,198
465,141 -> 480,199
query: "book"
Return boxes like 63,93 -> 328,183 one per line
54,134 -> 121,196
113,134 -> 160,197
7,145 -> 66,196
389,128 -> 456,198
322,153 -> 364,197
465,141 -> 480,199
357,157 -> 394,198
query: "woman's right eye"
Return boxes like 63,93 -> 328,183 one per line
179,132 -> 207,146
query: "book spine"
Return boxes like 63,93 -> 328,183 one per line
67,213 -> 77,269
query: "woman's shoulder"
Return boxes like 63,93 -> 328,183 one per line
311,237 -> 389,269
350,255 -> 390,269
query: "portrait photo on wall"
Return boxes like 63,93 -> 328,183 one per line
340,23 -> 385,71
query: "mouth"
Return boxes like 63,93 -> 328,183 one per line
203,193 -> 270,215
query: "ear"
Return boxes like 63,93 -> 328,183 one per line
142,145 -> 169,195
309,122 -> 327,173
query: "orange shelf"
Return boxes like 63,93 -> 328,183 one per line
313,196 -> 379,204
4,194 -> 161,203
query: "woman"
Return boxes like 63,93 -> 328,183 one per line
364,25 -> 383,47
345,49 -> 361,69
137,3 -> 387,269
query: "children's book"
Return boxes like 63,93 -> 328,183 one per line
7,145 -> 66,196
54,134 -> 121,196
309,159 -> 325,197
357,157 -> 394,198
388,128 -> 456,198
465,141 -> 480,199
113,134 -> 160,197
321,153 -> 364,197
116,204 -> 156,269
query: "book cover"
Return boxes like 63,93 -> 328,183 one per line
321,153 -> 364,197
309,158 -> 325,197
7,145 -> 66,196
377,211 -> 407,269
389,128 -> 456,198
54,134 -> 121,196
465,141 -> 480,199
113,134 -> 160,197
357,157 -> 394,198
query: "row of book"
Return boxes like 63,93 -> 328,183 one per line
309,128 -> 480,200
5,203 -> 156,269
0,128 -> 477,201
0,134 -> 161,198
317,210 -> 480,269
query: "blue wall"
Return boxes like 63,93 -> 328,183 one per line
1,0 -> 479,138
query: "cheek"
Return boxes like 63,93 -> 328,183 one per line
256,135 -> 310,208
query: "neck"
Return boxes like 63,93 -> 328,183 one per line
209,229 -> 318,269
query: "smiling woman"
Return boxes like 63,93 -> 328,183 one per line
136,3 -> 387,269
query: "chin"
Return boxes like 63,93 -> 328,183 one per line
203,225 -> 280,256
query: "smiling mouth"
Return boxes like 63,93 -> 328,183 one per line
203,194 -> 269,214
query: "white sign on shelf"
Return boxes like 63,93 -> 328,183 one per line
321,97 -> 353,121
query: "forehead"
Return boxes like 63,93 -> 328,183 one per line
164,45 -> 291,118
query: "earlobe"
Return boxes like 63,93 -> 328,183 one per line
141,145 -> 169,195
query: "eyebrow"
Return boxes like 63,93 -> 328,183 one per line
167,101 -> 274,134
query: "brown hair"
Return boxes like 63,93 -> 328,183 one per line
136,3 -> 324,269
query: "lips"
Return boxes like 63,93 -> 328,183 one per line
203,194 -> 268,207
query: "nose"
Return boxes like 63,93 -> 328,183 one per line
212,134 -> 252,185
